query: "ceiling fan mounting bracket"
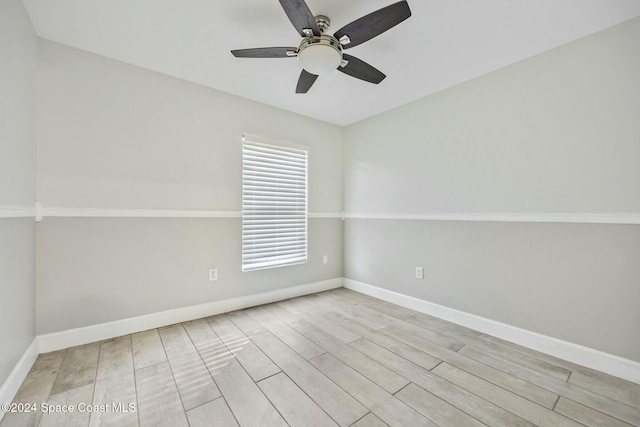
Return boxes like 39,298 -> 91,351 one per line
303,15 -> 330,37
314,15 -> 331,34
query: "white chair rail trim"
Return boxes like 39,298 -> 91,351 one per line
0,206 -> 36,219
4,204 -> 639,224
344,212 -> 640,224
40,207 -> 343,219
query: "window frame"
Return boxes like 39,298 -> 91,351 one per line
241,133 -> 309,272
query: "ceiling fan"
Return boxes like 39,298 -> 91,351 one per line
231,0 -> 412,93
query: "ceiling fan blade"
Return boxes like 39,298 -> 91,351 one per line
338,54 -> 386,84
296,69 -> 318,93
279,0 -> 320,37
231,47 -> 298,58
334,1 -> 411,49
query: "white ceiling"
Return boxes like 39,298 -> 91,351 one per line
22,0 -> 640,126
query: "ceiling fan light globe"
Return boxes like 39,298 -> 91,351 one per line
297,36 -> 343,75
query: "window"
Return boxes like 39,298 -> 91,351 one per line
242,134 -> 308,271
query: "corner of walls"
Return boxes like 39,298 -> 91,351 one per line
0,339 -> 39,422
2,277 -> 342,420
341,17 -> 640,365
0,0 -> 39,414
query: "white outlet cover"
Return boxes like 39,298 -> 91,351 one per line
208,268 -> 218,281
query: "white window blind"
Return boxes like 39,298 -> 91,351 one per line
242,134 -> 308,272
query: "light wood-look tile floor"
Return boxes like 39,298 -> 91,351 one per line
2,289 -> 639,426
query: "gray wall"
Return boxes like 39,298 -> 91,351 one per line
343,18 -> 640,361
36,41 -> 344,334
346,220 -> 640,360
0,0 -> 37,386
37,218 -> 341,334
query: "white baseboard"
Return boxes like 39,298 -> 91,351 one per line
0,339 -> 39,422
9,276 -> 637,417
38,278 -> 342,353
343,279 -> 640,384
2,279 -> 342,412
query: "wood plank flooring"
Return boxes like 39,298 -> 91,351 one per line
2,289 -> 639,426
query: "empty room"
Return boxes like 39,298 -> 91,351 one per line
1,0 -> 639,426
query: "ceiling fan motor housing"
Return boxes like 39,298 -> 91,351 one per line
297,34 -> 343,75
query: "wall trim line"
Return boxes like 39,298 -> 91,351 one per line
12,206 -> 637,223
0,206 -> 36,219
308,212 -> 343,219
37,278 -> 342,353
0,339 -> 39,422
343,279 -> 640,384
344,212 -> 640,225
43,207 -> 243,218
39,207 -> 343,219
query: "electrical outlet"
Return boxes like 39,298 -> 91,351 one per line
208,268 -> 218,281
415,267 -> 424,279
323,255 -> 328,265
